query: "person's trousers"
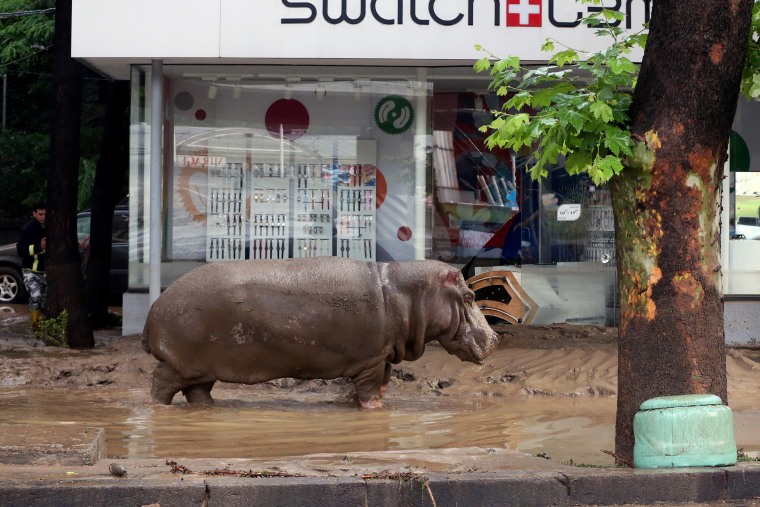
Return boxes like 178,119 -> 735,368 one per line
22,269 -> 46,312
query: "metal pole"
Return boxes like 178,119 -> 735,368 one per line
149,60 -> 163,304
414,68 -> 427,259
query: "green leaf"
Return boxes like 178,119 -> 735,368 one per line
565,152 -> 593,175
504,113 -> 531,136
608,57 -> 638,75
597,155 -> 624,180
557,109 -> 589,134
474,57 -> 491,73
541,40 -> 555,52
603,126 -> 634,156
600,8 -> 626,22
590,101 -> 614,123
494,56 -> 521,72
551,49 -> 580,67
505,91 -> 533,110
630,33 -> 648,48
532,82 -> 575,107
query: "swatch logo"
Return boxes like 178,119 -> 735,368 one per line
280,0 -> 650,30
506,0 -> 542,27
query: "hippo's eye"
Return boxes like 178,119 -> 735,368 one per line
463,292 -> 474,305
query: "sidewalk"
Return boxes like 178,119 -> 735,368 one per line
1,456 -> 760,506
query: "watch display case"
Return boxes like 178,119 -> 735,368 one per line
206,163 -> 246,261
205,162 -> 377,261
336,165 -> 376,261
293,164 -> 334,258
249,163 -> 291,260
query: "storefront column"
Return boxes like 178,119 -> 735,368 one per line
721,157 -> 730,294
414,68 -> 428,259
149,59 -> 163,304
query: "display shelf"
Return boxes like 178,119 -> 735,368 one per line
249,163 -> 290,259
336,164 -> 376,260
293,164 -> 334,258
206,163 -> 246,261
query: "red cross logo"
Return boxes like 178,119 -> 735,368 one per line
506,0 -> 542,27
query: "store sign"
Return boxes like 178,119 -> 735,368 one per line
557,204 -> 582,221
72,0 -> 650,66
280,0 -> 651,30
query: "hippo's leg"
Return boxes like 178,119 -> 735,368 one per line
182,382 -> 216,404
380,362 -> 392,398
351,362 -> 386,409
150,361 -> 185,405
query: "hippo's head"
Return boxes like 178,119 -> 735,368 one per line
431,270 -> 500,365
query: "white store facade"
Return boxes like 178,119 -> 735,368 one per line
71,0 -> 760,342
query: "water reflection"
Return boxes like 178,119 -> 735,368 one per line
0,387 -> 617,465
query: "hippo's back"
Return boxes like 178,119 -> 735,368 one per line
142,258 -> 387,372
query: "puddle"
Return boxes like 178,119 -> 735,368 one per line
0,387 -> 617,465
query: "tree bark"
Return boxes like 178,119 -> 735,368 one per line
611,0 -> 753,465
47,0 -> 93,348
86,80 -> 130,326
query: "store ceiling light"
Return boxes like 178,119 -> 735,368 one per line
226,77 -> 242,99
284,77 -> 300,99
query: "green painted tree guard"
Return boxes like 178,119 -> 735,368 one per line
634,394 -> 737,468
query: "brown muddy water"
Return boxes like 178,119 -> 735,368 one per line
1,304 -> 759,467
0,387 -> 616,465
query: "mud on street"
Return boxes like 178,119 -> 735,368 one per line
1,304 -> 760,469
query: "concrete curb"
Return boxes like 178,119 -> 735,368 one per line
3,464 -> 760,506
0,425 -> 105,466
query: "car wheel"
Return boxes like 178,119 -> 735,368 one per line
0,266 -> 27,304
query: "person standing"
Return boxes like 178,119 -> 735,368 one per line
16,202 -> 47,330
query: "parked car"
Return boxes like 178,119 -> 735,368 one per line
735,216 -> 760,240
0,208 -> 129,304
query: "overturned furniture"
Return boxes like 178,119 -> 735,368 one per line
466,270 -> 537,325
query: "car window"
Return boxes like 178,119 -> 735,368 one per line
76,212 -> 130,244
76,215 -> 91,243
112,213 -> 129,243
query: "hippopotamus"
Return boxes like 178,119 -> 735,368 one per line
142,258 -> 499,408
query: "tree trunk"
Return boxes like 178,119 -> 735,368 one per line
86,80 -> 130,326
611,0 -> 753,465
47,0 -> 93,348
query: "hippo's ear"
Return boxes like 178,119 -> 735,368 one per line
440,270 -> 462,286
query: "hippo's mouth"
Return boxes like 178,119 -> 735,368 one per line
449,311 -> 499,364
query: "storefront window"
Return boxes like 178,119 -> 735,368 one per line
127,65 -> 622,324
726,99 -> 760,296
430,93 -> 616,269
129,65 -> 432,289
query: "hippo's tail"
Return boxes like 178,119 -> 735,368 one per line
142,318 -> 152,355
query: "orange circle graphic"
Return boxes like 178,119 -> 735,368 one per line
375,168 -> 387,209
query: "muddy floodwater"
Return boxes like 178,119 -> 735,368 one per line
1,305 -> 760,467
0,387 -> 617,464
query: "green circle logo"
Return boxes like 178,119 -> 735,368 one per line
374,96 -> 415,135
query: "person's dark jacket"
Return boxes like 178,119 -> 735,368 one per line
16,219 -> 46,272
